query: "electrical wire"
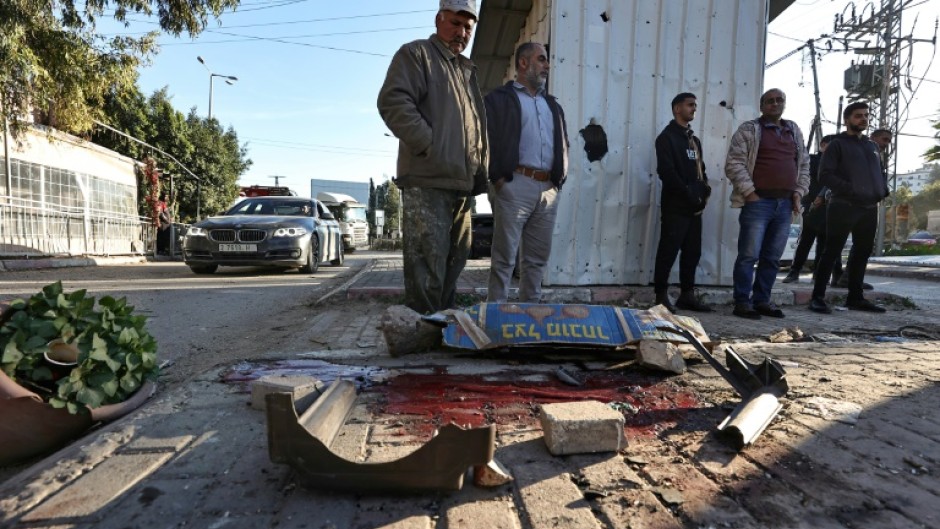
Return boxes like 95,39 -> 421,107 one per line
157,26 -> 426,46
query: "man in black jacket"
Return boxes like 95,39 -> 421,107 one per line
484,42 -> 569,303
782,135 -> 843,283
652,93 -> 712,313
809,102 -> 888,314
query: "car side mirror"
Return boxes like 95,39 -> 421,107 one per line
321,212 -> 335,220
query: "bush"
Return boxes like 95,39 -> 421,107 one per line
883,244 -> 940,257
0,282 -> 158,414
371,238 -> 403,251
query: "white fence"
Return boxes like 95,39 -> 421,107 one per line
0,195 -> 153,257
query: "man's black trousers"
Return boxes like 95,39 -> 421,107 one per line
791,205 -> 842,275
812,201 -> 877,302
653,212 -> 702,293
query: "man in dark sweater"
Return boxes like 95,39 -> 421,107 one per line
809,102 -> 888,314
652,92 -> 712,313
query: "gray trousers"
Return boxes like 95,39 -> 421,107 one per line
487,175 -> 559,302
402,187 -> 472,314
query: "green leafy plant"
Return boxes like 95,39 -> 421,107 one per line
0,282 -> 158,414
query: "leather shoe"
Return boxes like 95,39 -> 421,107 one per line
781,272 -> 800,284
754,302 -> 785,318
846,298 -> 886,313
675,291 -> 713,312
732,304 -> 761,320
654,293 -> 676,314
809,297 -> 832,314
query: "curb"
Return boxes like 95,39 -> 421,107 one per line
0,256 -> 147,272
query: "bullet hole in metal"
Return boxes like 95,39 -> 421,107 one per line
580,123 -> 608,162
600,12 -> 610,22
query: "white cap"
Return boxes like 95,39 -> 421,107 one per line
440,0 -> 477,20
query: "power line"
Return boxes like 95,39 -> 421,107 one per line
243,137 -> 395,155
157,26 -> 425,47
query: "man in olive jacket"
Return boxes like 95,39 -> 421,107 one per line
377,0 -> 488,314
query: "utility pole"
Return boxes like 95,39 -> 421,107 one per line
833,0 -> 937,254
269,175 -> 283,187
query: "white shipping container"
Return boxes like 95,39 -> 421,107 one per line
475,0 -> 773,287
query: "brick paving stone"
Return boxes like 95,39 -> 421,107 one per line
566,453 -> 645,491
592,490 -> 684,529
20,452 -> 174,522
513,461 -> 600,529
440,488 -> 520,529
639,453 -> 761,528
351,498 -> 433,529
90,477 -> 214,529
270,488 -> 358,529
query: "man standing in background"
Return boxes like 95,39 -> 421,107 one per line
485,42 -> 569,303
651,92 -> 712,313
377,0 -> 488,314
725,88 -> 810,320
809,102 -> 888,314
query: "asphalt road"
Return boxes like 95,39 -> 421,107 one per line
0,255 -> 371,385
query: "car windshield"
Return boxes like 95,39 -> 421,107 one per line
225,199 -> 312,217
911,231 -> 933,239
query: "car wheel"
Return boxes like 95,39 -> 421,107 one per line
189,264 -> 218,274
331,242 -> 344,266
300,236 -> 320,274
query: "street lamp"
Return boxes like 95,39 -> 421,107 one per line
196,56 -> 238,119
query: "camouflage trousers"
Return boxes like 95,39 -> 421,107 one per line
401,187 -> 472,314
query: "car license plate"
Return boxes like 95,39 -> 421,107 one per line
218,244 -> 257,252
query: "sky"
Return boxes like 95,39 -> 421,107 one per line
103,0 -> 939,209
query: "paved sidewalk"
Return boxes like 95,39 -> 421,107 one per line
3,252 -> 940,529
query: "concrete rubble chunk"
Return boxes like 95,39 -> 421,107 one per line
539,400 -> 626,456
473,458 -> 513,487
379,305 -> 443,356
250,374 -> 323,411
637,340 -> 687,374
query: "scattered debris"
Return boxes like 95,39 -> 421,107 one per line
441,302 -> 709,351
539,400 -> 626,455
583,488 -> 609,499
802,397 -> 862,425
555,366 -> 583,386
266,380 -> 496,492
769,327 -> 804,343
903,457 -> 929,473
653,487 -> 685,505
625,455 -> 648,465
809,333 -> 850,343
473,458 -> 513,487
659,325 -> 789,449
379,305 -> 443,356
636,340 -> 686,374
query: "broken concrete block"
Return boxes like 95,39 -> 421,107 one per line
473,458 -> 513,487
251,374 -> 323,411
539,401 -> 626,456
637,340 -> 686,374
379,305 -> 443,356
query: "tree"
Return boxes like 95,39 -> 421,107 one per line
367,178 -> 377,237
91,86 -> 251,222
385,180 -> 401,235
928,164 -> 940,186
1,0 -> 238,138
927,108 -> 940,162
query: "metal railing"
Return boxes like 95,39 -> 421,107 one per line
0,195 -> 154,257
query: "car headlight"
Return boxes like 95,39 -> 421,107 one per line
273,227 -> 308,237
187,227 -> 207,237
